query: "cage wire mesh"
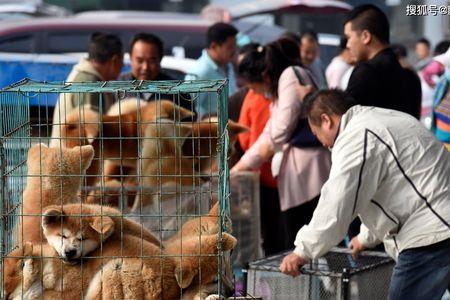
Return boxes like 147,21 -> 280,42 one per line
246,247 -> 395,300
0,78 -> 243,299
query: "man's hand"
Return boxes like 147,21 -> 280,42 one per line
349,236 -> 365,259
279,252 -> 306,277
296,84 -> 314,102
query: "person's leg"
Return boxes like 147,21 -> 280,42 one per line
259,185 -> 286,256
389,239 -> 450,300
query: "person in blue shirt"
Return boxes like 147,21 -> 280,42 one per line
185,22 -> 238,118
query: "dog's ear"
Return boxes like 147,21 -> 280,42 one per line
90,216 -> 114,238
72,145 -> 95,171
208,200 -> 220,216
221,233 -> 237,251
42,206 -> 63,228
174,262 -> 197,289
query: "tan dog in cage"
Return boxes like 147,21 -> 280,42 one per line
41,203 -> 161,264
182,116 -> 248,175
163,200 -> 235,300
4,233 -> 237,299
53,99 -> 194,187
19,143 -> 94,245
132,119 -> 200,211
132,118 -> 247,211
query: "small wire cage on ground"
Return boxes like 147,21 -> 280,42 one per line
229,171 -> 262,271
246,248 -> 395,300
0,78 -> 239,299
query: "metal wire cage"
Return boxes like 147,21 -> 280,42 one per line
0,78 -> 236,299
246,248 -> 395,300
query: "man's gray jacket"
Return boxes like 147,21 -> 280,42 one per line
294,105 -> 450,260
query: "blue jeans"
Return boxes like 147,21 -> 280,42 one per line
389,238 -> 450,300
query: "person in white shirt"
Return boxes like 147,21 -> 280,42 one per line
325,36 -> 355,88
280,89 -> 450,300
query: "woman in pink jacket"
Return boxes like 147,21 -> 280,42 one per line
232,38 -> 331,247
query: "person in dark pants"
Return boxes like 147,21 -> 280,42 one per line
280,90 -> 450,300
118,33 -> 195,117
344,4 -> 421,119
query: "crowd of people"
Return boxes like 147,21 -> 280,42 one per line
51,3 -> 450,299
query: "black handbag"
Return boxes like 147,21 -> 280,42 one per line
289,66 -> 322,148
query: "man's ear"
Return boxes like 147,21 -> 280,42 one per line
361,29 -> 372,45
320,113 -> 332,129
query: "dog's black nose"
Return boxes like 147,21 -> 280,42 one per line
65,249 -> 77,259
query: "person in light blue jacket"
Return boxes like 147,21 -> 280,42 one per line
185,22 -> 238,118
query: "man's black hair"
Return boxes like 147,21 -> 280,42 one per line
206,22 -> 238,48
238,42 -> 259,55
88,32 -> 123,63
300,29 -> 318,43
434,40 -> 450,56
344,4 -> 390,45
303,89 -> 355,125
129,33 -> 164,59
416,38 -> 430,49
391,43 -> 408,59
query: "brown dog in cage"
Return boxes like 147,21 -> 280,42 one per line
4,227 -> 237,299
41,203 -> 161,263
132,118 -> 248,211
19,144 -> 160,248
53,99 -> 194,187
19,143 -> 94,245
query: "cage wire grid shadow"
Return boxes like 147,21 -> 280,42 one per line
0,78 -> 254,299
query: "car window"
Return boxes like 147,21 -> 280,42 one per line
47,32 -> 90,53
0,35 -> 33,52
42,28 -> 204,58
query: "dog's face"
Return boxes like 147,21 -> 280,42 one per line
57,107 -> 100,148
181,118 -> 248,174
42,206 -> 114,264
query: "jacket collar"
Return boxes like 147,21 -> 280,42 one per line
74,58 -> 104,80
200,49 -> 220,71
334,105 -> 371,148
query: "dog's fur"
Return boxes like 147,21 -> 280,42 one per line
133,119 -> 200,210
85,233 -> 236,300
85,178 -> 138,209
163,201 -> 235,299
19,143 -> 94,245
4,231 -> 236,299
41,203 -> 160,263
182,117 -> 248,175
133,119 -> 248,211
54,100 -> 194,187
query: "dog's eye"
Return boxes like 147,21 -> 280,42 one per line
77,237 -> 84,241
59,234 -> 67,239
